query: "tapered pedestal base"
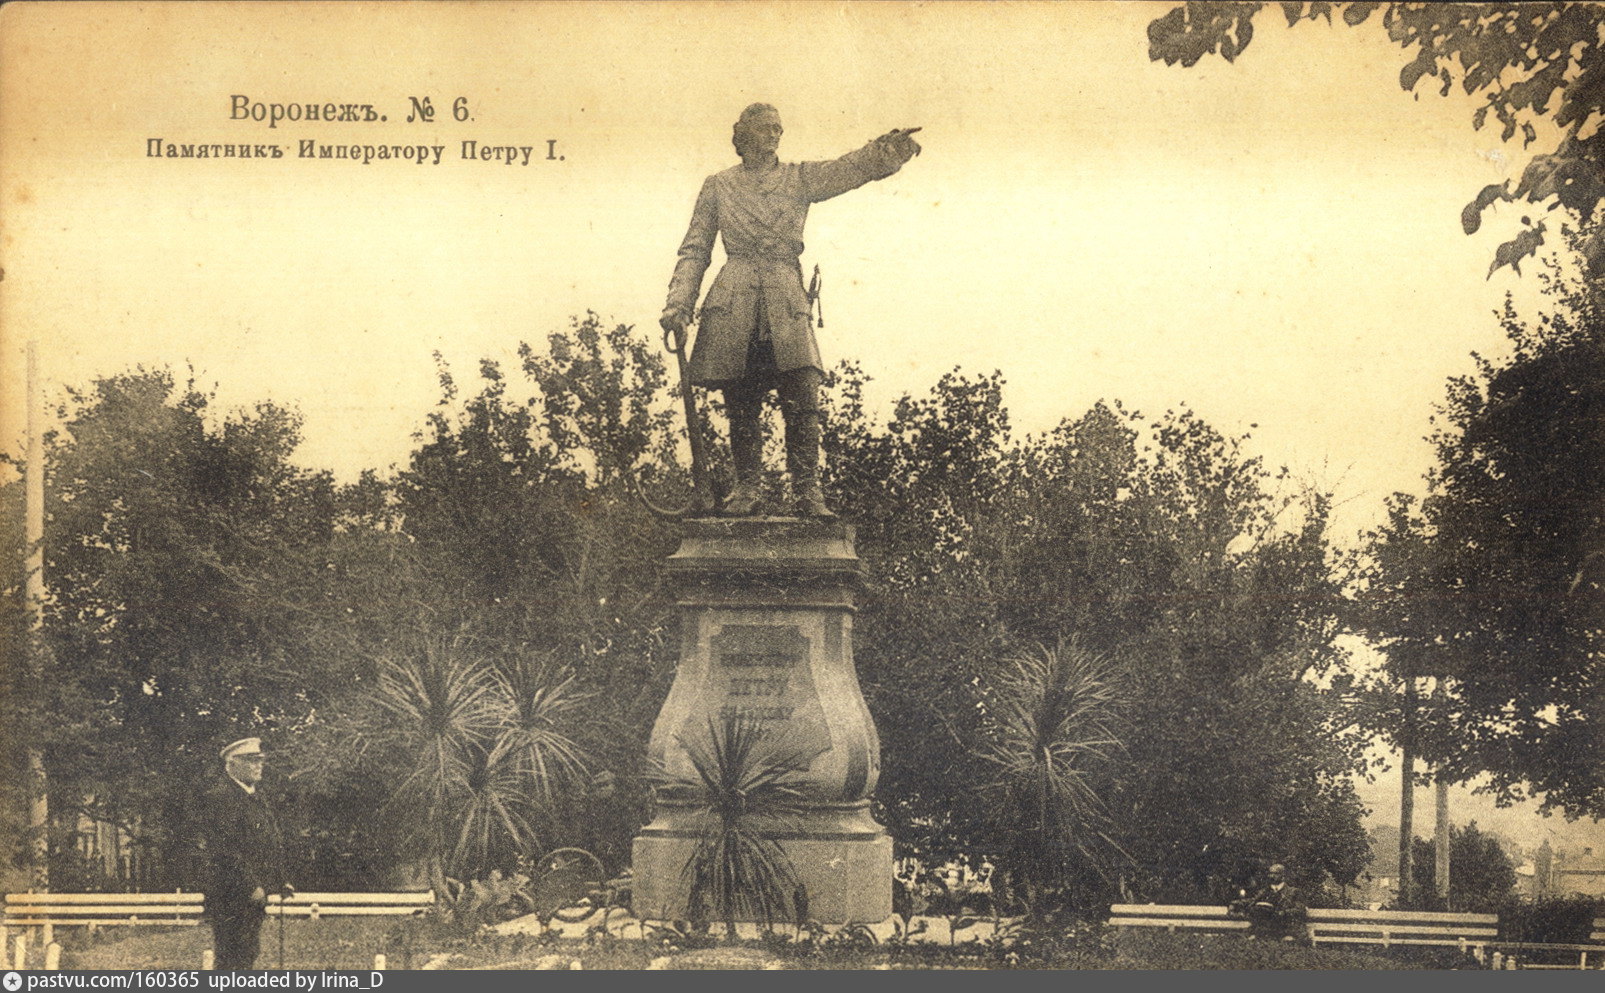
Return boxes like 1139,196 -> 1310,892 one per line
631,518 -> 892,925
632,802 -> 892,925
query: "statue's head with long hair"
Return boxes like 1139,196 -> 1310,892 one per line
732,103 -> 782,159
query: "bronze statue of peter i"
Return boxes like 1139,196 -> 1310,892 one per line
660,104 -> 921,517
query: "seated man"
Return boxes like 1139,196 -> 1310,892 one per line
1229,863 -> 1308,942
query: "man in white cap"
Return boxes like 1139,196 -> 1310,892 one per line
198,737 -> 290,969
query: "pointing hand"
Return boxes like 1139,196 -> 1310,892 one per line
878,127 -> 922,161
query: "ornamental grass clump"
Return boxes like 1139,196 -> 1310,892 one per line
975,638 -> 1127,906
658,714 -> 820,937
302,632 -> 596,891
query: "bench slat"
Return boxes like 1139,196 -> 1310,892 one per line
267,906 -> 432,917
5,906 -> 204,917
5,893 -> 199,905
1308,909 -> 1496,925
1313,924 -> 1497,938
1110,918 -> 1250,930
1110,904 -> 1233,919
1312,936 -> 1490,948
1109,902 -> 1602,958
269,893 -> 433,906
5,890 -> 434,929
3,919 -> 201,927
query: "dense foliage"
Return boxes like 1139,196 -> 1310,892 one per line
1153,0 -> 1605,823
5,318 -> 1370,904
1354,265 -> 1603,818
1,370 -> 339,887
824,369 -> 1370,902
1408,822 -> 1517,913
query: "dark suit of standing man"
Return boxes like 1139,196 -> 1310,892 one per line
199,737 -> 290,969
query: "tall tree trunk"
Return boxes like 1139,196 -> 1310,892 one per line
1435,774 -> 1451,907
1397,678 -> 1417,910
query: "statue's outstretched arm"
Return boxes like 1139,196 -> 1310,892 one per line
801,128 -> 922,203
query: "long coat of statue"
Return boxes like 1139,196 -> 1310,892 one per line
665,137 -> 914,387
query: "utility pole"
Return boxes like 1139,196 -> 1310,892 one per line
25,340 -> 49,889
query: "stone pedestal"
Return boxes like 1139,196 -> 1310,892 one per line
631,518 -> 892,924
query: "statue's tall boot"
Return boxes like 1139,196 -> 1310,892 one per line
724,402 -> 764,516
786,410 -> 834,519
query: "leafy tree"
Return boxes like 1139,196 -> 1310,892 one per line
1356,265 -> 1604,816
1147,2 -> 1605,279
1153,0 -> 1605,827
16,369 -> 338,887
1343,493 -> 1439,905
1409,821 -> 1516,912
397,354 -> 579,612
399,316 -> 679,647
0,477 -> 62,891
518,312 -> 680,486
820,365 -> 1029,861
820,366 -> 1371,904
301,325 -> 685,876
1084,409 -> 1370,901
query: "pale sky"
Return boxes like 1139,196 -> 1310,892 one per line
1,2 -> 1542,534
1,2 -> 1595,847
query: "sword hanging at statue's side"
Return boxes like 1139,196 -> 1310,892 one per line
808,264 -> 824,329
630,318 -> 718,520
669,319 -> 717,513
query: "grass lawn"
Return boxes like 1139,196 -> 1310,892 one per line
48,917 -> 1470,970
56,919 -> 420,971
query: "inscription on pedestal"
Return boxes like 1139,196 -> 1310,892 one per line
690,623 -> 831,762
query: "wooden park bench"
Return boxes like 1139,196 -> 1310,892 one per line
5,889 -> 436,927
3,890 -> 204,931
1108,903 -> 1248,936
266,890 -> 435,919
3,891 -> 204,969
1483,914 -> 1605,971
4,890 -> 434,970
1110,903 -> 1498,957
1305,908 -> 1497,956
